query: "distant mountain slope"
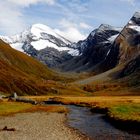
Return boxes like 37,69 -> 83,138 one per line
73,12 -> 140,95
0,24 -> 79,68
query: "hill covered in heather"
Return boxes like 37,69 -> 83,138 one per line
0,40 -> 85,95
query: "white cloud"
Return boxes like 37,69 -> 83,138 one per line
59,19 -> 77,28
7,0 -> 55,7
55,28 -> 87,42
0,0 -> 87,42
0,0 -> 56,35
55,19 -> 88,42
0,1 -> 26,35
80,22 -> 92,29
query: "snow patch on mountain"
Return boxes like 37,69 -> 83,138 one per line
11,43 -> 24,52
30,39 -> 78,56
128,20 -> 133,24
0,24 -> 81,56
108,34 -> 119,42
97,24 -> 122,33
133,11 -> 140,19
31,24 -> 71,45
128,25 -> 140,32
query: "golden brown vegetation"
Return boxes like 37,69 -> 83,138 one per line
0,101 -> 68,116
0,40 -> 88,96
26,95 -> 140,122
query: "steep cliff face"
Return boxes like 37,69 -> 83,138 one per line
60,24 -> 121,72
115,12 -> 140,64
98,12 -> 140,73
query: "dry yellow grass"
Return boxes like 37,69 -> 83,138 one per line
0,102 -> 32,116
0,101 -> 68,116
26,95 -> 140,106
26,105 -> 68,113
25,95 -> 140,122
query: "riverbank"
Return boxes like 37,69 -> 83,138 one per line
36,96 -> 140,134
0,112 -> 88,140
66,105 -> 140,140
1,96 -> 140,138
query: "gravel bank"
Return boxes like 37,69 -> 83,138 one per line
0,112 -> 88,140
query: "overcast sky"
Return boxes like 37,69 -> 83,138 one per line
0,0 -> 140,42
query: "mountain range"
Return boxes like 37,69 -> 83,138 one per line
0,23 -> 123,70
0,24 -> 79,67
0,11 -> 139,96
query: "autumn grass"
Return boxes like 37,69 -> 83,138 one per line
26,95 -> 140,122
27,105 -> 68,113
59,96 -> 140,122
0,40 -> 88,96
0,102 -> 32,116
0,101 -> 68,116
1,96 -> 140,125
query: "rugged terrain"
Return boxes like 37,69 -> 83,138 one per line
60,24 -> 121,72
0,24 -> 79,68
0,40 -> 86,96
0,12 -> 139,96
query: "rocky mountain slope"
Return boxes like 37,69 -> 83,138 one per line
113,12 -> 140,89
0,24 -> 79,67
61,12 -> 140,75
74,12 -> 140,94
103,12 -> 140,72
60,24 -> 121,72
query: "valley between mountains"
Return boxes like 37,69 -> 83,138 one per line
0,11 -> 139,96
0,11 -> 140,140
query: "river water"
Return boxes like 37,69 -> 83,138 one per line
66,105 -> 140,140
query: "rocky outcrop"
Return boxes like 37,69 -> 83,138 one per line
60,24 -> 121,72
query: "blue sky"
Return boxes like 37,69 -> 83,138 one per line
0,0 -> 140,41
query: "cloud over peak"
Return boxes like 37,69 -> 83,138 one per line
56,18 -> 90,42
0,0 -> 139,41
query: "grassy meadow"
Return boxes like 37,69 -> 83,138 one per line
0,100 -> 68,116
24,95 -> 140,122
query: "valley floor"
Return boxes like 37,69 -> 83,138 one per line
0,112 -> 87,140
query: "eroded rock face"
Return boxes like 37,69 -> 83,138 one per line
103,12 -> 140,71
62,12 -> 140,74
120,55 -> 140,77
37,47 -> 72,67
60,24 -> 121,72
115,12 -> 140,64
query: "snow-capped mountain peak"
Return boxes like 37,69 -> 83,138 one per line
31,24 -> 71,45
97,24 -> 122,33
0,23 -> 75,52
127,11 -> 140,32
0,23 -> 80,67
